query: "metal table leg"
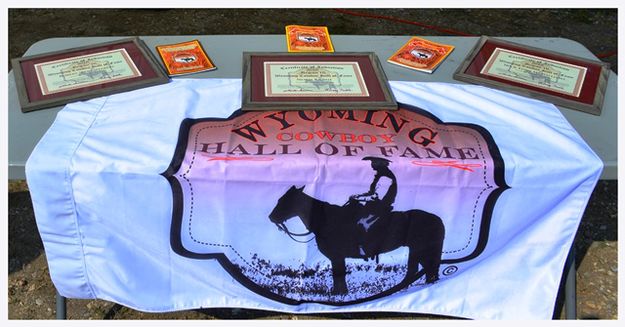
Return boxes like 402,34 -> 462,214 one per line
564,246 -> 577,319
56,290 -> 66,319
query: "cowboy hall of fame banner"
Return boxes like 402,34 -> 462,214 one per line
26,79 -> 601,319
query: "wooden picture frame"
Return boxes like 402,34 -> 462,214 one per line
242,52 -> 397,111
12,37 -> 169,112
453,36 -> 610,116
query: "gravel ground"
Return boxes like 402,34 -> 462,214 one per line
7,8 -> 617,320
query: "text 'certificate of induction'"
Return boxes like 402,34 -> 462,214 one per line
34,49 -> 141,95
480,47 -> 587,97
263,61 -> 370,97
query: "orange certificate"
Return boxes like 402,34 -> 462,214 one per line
387,37 -> 455,73
285,25 -> 335,52
156,40 -> 216,76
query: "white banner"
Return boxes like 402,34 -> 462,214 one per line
26,79 -> 602,319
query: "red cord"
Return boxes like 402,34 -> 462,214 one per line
596,50 -> 617,59
333,9 -> 617,59
333,9 -> 477,37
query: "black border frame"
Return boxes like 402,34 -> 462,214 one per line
161,103 -> 509,305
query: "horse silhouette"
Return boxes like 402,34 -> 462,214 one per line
268,186 -> 445,295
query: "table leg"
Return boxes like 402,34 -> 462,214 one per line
56,290 -> 66,319
564,246 -> 577,319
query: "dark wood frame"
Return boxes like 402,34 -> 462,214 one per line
242,52 -> 397,111
453,36 -> 610,116
12,37 -> 169,112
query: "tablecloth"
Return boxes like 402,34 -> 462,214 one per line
26,78 -> 602,319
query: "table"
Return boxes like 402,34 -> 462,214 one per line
8,35 -> 618,181
9,35 -> 614,319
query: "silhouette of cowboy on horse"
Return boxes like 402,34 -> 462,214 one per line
346,156 -> 397,260
269,155 -> 445,294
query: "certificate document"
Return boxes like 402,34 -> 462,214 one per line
34,49 -> 141,95
480,48 -> 587,97
264,61 -> 369,97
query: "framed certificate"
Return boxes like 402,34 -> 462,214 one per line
453,36 -> 610,115
242,52 -> 397,111
12,37 -> 169,112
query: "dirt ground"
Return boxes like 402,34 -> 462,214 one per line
7,8 -> 618,320
7,9 -> 619,73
